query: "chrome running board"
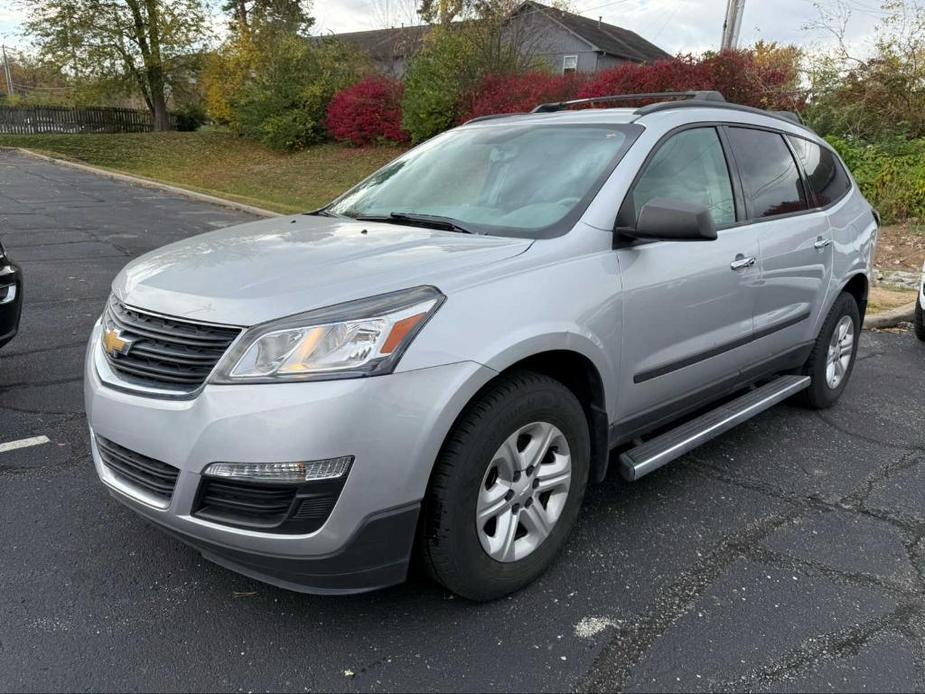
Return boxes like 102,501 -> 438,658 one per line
619,375 -> 811,481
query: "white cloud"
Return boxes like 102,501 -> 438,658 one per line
0,0 -> 25,43
569,0 -> 882,56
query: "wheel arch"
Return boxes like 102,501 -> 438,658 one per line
431,346 -> 612,490
841,272 -> 869,321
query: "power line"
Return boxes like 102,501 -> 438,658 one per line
650,4 -> 681,41
574,0 -> 633,14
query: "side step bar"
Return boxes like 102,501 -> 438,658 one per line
619,375 -> 811,481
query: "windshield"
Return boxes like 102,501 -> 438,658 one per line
327,123 -> 641,238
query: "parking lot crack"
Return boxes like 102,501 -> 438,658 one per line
711,604 -> 924,692
814,411 -> 924,453
580,508 -> 799,693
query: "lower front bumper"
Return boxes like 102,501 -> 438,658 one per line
111,488 -> 420,594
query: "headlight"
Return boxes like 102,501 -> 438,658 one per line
212,286 -> 444,383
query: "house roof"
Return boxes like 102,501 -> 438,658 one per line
332,25 -> 430,62
330,2 -> 671,65
521,1 -> 672,63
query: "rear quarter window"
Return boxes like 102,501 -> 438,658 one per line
788,136 -> 853,207
727,127 -> 808,220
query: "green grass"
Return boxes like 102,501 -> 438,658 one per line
0,132 -> 407,213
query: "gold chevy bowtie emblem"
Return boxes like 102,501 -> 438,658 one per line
103,327 -> 133,357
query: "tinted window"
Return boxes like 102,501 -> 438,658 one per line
727,128 -> 807,219
788,136 -> 852,206
630,127 -> 735,226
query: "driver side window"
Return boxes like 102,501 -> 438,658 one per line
629,127 -> 736,228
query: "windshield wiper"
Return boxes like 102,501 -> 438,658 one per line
355,212 -> 474,234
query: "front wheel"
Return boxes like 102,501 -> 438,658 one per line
421,371 -> 590,601
796,293 -> 861,409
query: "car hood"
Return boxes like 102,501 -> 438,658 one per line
113,215 -> 533,326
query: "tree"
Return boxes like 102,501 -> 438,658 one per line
20,0 -> 210,130
222,0 -> 314,37
402,0 -> 549,141
418,0 -> 572,24
223,36 -> 368,150
804,0 -> 925,138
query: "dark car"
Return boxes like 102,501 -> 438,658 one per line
0,238 -> 22,348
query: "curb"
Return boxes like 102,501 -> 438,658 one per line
864,301 -> 917,330
3,147 -> 280,219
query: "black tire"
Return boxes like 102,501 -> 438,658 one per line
421,371 -> 590,601
914,299 -> 925,342
796,293 -> 861,409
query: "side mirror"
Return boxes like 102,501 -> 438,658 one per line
624,197 -> 717,242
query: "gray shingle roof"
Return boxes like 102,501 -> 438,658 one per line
332,25 -> 430,63
523,1 -> 672,63
329,2 -> 671,65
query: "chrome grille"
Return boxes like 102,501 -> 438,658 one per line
102,297 -> 241,391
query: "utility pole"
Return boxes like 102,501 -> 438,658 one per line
1,45 -> 14,99
721,0 -> 745,51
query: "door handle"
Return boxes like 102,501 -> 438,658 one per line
814,237 -> 833,250
730,255 -> 757,271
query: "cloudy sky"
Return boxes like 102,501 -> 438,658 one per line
0,0 -> 888,57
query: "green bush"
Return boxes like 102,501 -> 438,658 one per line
829,135 -> 925,224
173,103 -> 208,131
401,29 -> 477,143
402,18 -> 539,143
230,36 -> 366,151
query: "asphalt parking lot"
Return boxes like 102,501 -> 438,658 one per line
1,147 -> 924,693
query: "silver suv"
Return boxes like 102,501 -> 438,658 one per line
84,92 -> 878,600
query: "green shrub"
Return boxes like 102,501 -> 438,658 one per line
401,29 -> 476,143
402,17 -> 540,143
829,136 -> 925,224
229,36 -> 366,151
173,103 -> 208,131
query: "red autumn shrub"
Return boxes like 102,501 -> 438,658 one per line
579,50 -> 802,111
460,72 -> 588,122
577,57 -> 711,103
327,76 -> 408,146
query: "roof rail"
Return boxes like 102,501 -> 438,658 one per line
634,99 -> 814,132
531,91 -> 726,114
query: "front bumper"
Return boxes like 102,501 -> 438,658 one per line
0,256 -> 22,348
85,320 -> 495,593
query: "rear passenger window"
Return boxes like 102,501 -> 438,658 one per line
629,127 -> 735,227
727,128 -> 807,220
788,136 -> 852,207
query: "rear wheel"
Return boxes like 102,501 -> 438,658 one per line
914,299 -> 925,341
421,371 -> 590,601
796,293 -> 860,409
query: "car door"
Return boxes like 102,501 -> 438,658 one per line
724,127 -> 833,358
612,126 -> 760,434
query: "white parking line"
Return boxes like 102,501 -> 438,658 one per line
0,435 -> 51,454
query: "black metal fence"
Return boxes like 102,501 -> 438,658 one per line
0,105 -> 172,134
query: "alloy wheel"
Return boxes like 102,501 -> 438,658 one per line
825,315 -> 855,389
